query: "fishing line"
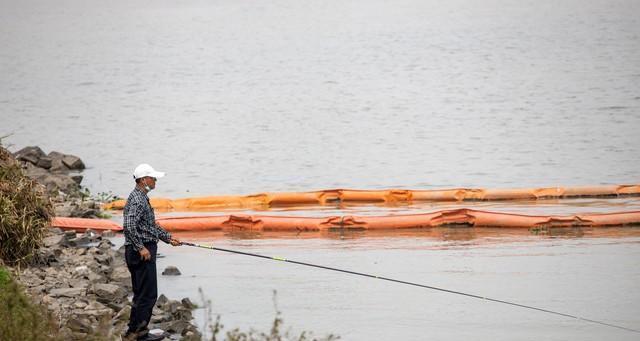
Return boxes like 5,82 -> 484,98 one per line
181,241 -> 639,333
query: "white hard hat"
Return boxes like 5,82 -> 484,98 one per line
133,164 -> 166,179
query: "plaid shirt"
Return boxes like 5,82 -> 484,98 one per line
123,187 -> 172,251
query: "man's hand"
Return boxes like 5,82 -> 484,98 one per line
170,238 -> 182,246
139,246 -> 151,261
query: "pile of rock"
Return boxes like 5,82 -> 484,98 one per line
14,146 -> 85,195
16,228 -> 200,340
12,146 -> 108,218
53,199 -> 104,219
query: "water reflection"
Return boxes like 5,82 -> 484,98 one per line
169,226 -> 640,243
150,233 -> 640,340
438,227 -> 478,242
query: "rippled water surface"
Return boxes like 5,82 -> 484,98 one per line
1,0 -> 639,197
110,233 -> 640,340
2,0 -> 640,339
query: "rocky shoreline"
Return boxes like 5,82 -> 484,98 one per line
6,145 -> 200,340
13,145 -> 112,219
14,228 -> 200,340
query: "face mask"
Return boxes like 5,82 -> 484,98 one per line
143,178 -> 152,192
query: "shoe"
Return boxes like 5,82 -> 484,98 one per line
122,327 -> 149,341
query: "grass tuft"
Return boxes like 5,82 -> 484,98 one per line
0,266 -> 63,341
0,146 -> 53,266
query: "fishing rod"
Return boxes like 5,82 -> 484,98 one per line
180,241 -> 639,334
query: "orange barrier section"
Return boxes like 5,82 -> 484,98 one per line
49,210 -> 640,233
51,217 -> 123,232
155,209 -> 640,232
103,185 -> 640,211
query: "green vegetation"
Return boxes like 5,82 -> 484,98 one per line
94,191 -> 122,203
0,266 -> 63,341
94,211 -> 113,219
0,146 -> 53,266
0,266 -> 10,286
78,187 -> 122,204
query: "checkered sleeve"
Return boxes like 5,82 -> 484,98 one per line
155,223 -> 172,244
123,201 -> 144,251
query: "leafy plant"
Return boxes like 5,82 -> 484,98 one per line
94,191 -> 122,203
77,188 -> 122,204
95,211 -> 112,219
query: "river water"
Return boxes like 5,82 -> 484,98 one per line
1,0 -> 639,197
133,232 -> 640,341
2,0 -> 640,339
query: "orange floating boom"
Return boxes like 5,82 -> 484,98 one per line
50,209 -> 640,233
102,185 -> 640,211
155,209 -> 640,232
51,217 -> 123,232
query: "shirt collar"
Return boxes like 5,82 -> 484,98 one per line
134,186 -> 149,200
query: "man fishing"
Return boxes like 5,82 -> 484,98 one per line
123,163 -> 181,341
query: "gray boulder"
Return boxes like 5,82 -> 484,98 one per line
75,302 -> 113,321
82,229 -> 101,242
49,287 -> 86,298
36,156 -> 53,169
71,175 -> 83,184
161,266 -> 181,276
164,300 -> 181,314
73,300 -> 88,309
46,173 -> 80,193
172,306 -> 193,321
181,297 -> 196,310
97,239 -> 114,249
155,294 -> 169,308
151,311 -> 172,323
54,202 -> 98,218
24,165 -> 49,180
87,270 -> 104,284
62,154 -> 85,170
54,202 -> 75,217
68,278 -> 90,290
94,283 -> 125,302
48,151 -> 65,160
114,305 -> 131,322
49,157 -> 70,172
14,146 -> 45,165
43,234 -> 66,248
37,246 -> 62,264
64,230 -> 77,240
155,320 -> 190,335
67,317 -> 92,333
93,253 -> 112,266
110,266 -> 131,286
68,235 -> 90,247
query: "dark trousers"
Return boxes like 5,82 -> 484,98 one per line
125,242 -> 158,333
